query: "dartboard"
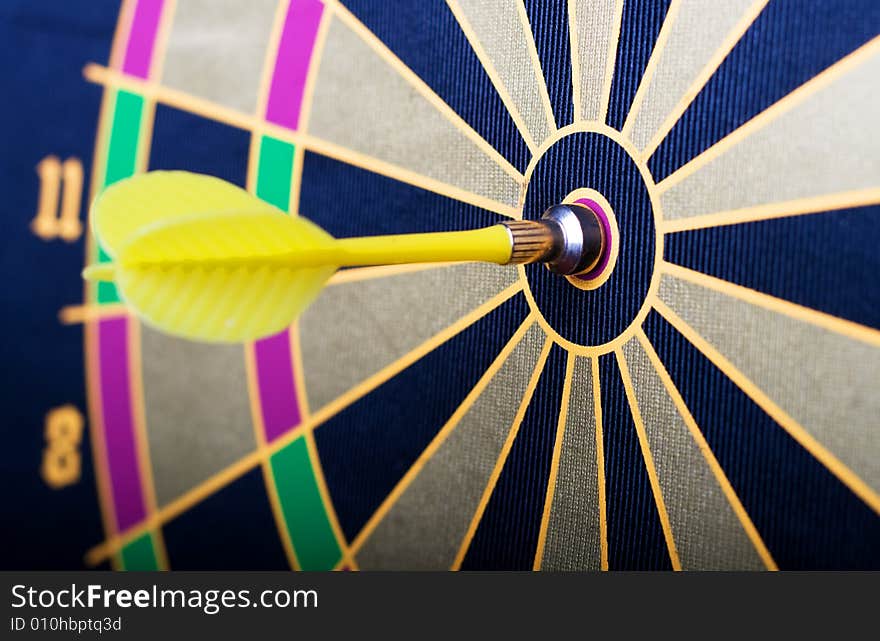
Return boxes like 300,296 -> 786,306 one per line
4,0 -> 879,571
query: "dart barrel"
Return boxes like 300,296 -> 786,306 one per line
503,203 -> 605,275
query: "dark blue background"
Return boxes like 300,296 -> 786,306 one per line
0,1 -> 119,569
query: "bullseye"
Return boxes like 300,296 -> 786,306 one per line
520,125 -> 661,352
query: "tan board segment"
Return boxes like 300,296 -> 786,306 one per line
626,0 -> 760,152
540,356 -> 603,570
160,0 -> 278,115
659,274 -> 880,498
571,0 -> 619,122
140,325 -> 256,505
450,0 -> 554,147
622,337 -> 766,569
356,323 -> 546,569
307,16 -> 522,210
660,44 -> 880,219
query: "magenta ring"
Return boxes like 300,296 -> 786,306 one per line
574,198 -> 613,281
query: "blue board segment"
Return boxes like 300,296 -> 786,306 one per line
664,205 -> 880,330
339,0 -> 531,173
606,0 -> 672,131
601,353 -> 672,570
461,343 -> 566,570
162,467 -> 289,570
523,0 -> 573,129
149,104 -> 250,187
644,310 -> 880,569
650,0 -> 880,182
299,151 -> 503,238
315,293 -> 531,541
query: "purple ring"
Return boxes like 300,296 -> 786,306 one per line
574,198 -> 613,281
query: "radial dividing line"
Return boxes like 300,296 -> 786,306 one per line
327,263 -> 462,286
333,554 -> 359,571
84,61 -> 259,128
597,0 -> 625,125
85,447 -> 264,566
82,63 -> 520,218
640,0 -> 768,160
514,0 -> 557,131
59,303 -> 130,324
320,0 -> 524,183
634,328 -> 777,570
591,356 -> 608,571
657,35 -> 880,193
349,315 -> 539,557
659,187 -> 880,233
84,283 -> 523,565
308,281 -> 524,424
244,124 -> 262,203
652,297 -> 880,515
451,336 -> 553,570
297,132 -> 520,217
660,262 -> 880,348
619,0 -> 682,140
532,349 -> 575,570
615,347 -> 682,570
446,0 -> 539,154
567,0 -> 582,122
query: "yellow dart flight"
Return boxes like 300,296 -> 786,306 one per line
84,171 -> 604,343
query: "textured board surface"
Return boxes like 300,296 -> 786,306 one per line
3,0 -> 879,571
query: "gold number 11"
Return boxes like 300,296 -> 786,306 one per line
31,155 -> 84,242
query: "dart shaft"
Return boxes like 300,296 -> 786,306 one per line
334,225 -> 514,267
82,225 -> 521,283
332,203 -> 605,273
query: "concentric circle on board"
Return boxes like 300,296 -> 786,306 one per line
520,124 -> 662,353
563,188 -> 620,291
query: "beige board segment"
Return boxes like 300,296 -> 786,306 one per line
140,325 -> 256,505
572,0 -> 619,122
307,17 -> 522,209
161,0 -> 278,114
540,356 -> 602,570
628,0 -> 758,152
453,0 -> 553,146
356,323 -> 546,569
659,274 -> 880,496
661,48 -> 880,219
300,262 -> 518,412
622,337 -> 765,569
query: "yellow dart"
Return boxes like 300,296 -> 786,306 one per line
84,171 -> 604,343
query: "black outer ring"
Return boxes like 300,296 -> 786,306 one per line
523,132 -> 657,348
